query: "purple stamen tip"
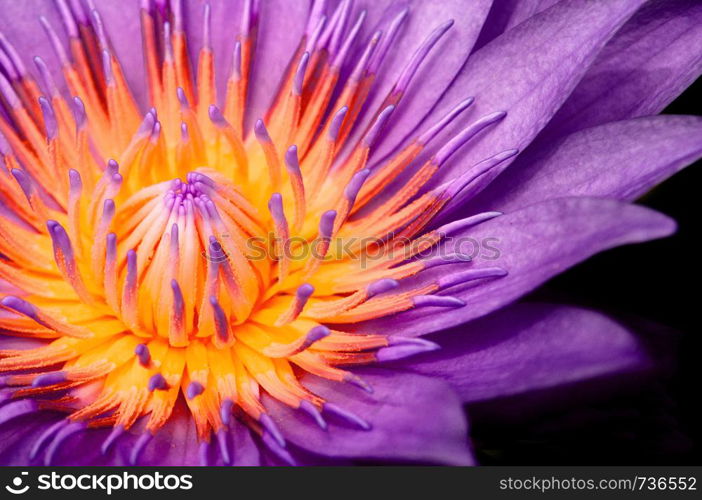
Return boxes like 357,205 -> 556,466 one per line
176,86 -> 189,108
344,168 -> 371,202
130,433 -> 153,465
438,267 -> 508,289
148,373 -> 168,392
34,56 -> 58,96
436,212 -> 503,237
186,381 -> 204,399
137,111 -> 155,137
418,96 -> 475,146
1,295 -> 37,318
363,105 -> 394,148
297,283 -> 315,299
208,105 -> 225,125
32,371 -> 68,388
345,373 -> 374,393
299,400 -> 327,430
268,193 -> 286,221
101,425 -> 125,455
435,111 -> 508,167
259,413 -> 285,448
68,169 -> 82,193
293,52 -> 310,96
328,106 -> 348,141
106,159 -> 119,175
284,145 -> 300,172
254,119 -> 271,142
319,210 -> 337,239
220,399 -> 234,425
38,97 -> 58,140
412,295 -> 465,308
10,168 -> 32,198
323,403 -> 371,431
377,338 -> 440,362
135,343 -> 150,366
306,325 -> 330,344
367,278 -> 399,297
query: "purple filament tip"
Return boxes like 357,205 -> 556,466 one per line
293,52 -> 310,96
318,210 -> 337,239
186,381 -> 204,399
32,371 -> 68,387
367,278 -> 399,297
299,400 -> 327,430
254,119 -> 272,142
220,399 -> 234,425
363,105 -> 395,148
135,343 -> 150,366
285,145 -> 300,173
148,373 -> 168,392
412,295 -> 465,308
259,414 -> 285,448
328,106 -> 348,141
323,403 -> 371,431
344,168 -> 371,202
377,338 -> 440,362
101,425 -> 125,455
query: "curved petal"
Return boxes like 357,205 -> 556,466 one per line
473,0 -> 559,51
541,0 -> 702,138
263,369 -> 474,465
464,115 -> 702,213
404,302 -> 650,402
357,196 -> 676,337
414,0 -> 645,190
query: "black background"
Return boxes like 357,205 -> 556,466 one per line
471,78 -> 701,465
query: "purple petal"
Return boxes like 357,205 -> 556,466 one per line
358,196 -> 676,337
473,0 -> 560,51
417,0 -> 646,192
263,369 -> 474,465
405,303 -> 650,402
540,0 -> 702,139
465,115 -> 702,213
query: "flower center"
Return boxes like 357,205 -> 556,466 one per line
0,0 -> 512,465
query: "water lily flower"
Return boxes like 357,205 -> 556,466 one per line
0,0 -> 700,466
